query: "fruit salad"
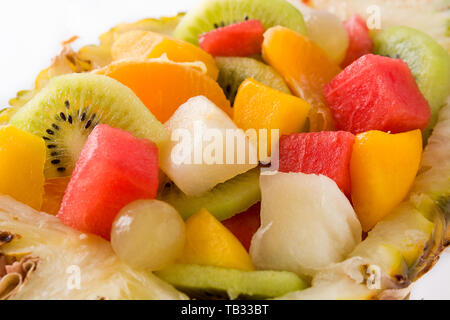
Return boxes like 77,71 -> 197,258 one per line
0,0 -> 449,300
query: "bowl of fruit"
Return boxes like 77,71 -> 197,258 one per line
0,0 -> 448,300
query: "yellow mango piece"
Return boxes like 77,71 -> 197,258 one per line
350,130 -> 423,231
0,126 -> 46,210
178,209 -> 254,271
111,30 -> 219,80
262,26 -> 341,131
233,78 -> 310,159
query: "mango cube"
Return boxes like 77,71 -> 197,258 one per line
178,208 -> 254,271
0,126 -> 45,209
233,78 -> 310,159
350,129 -> 423,231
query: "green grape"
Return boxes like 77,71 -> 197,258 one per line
111,199 -> 185,271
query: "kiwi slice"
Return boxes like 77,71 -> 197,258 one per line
373,26 -> 450,138
173,0 -> 307,45
155,264 -> 307,300
158,167 -> 260,221
216,57 -> 291,105
9,73 -> 168,178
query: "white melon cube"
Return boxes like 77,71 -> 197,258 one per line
250,172 -> 361,277
160,96 -> 257,196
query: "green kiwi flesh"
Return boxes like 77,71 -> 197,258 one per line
216,57 -> 291,105
373,26 -> 450,138
9,73 -> 168,178
155,264 -> 307,300
158,167 -> 261,221
173,0 -> 307,45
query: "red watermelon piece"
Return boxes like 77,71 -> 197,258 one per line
341,14 -> 373,68
199,19 -> 264,57
324,54 -> 431,134
57,125 -> 159,240
278,131 -> 355,197
222,203 -> 261,252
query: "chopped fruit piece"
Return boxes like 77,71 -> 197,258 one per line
278,131 -> 355,197
57,125 -> 159,240
250,172 -> 361,277
178,209 -> 254,271
0,126 -> 45,210
222,203 -> 261,251
341,14 -> 373,68
159,96 -> 257,197
111,30 -> 219,80
41,177 -> 70,215
199,19 -> 265,57
96,59 -> 232,123
262,26 -> 341,131
351,201 -> 434,267
156,264 -> 306,300
324,54 -> 431,134
111,200 -> 185,271
233,78 -> 310,158
350,130 -> 423,232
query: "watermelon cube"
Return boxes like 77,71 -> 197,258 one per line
222,203 -> 261,252
58,125 -> 159,240
278,131 -> 355,197
341,14 -> 373,68
199,19 -> 264,57
324,54 -> 431,134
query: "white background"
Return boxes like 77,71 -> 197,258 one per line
1,0 -> 449,299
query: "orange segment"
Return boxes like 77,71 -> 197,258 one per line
96,59 -> 232,123
111,30 -> 219,80
262,26 -> 341,131
41,177 -> 70,215
233,79 -> 310,159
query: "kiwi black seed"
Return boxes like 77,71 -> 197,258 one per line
9,73 -> 168,178
39,103 -> 101,174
